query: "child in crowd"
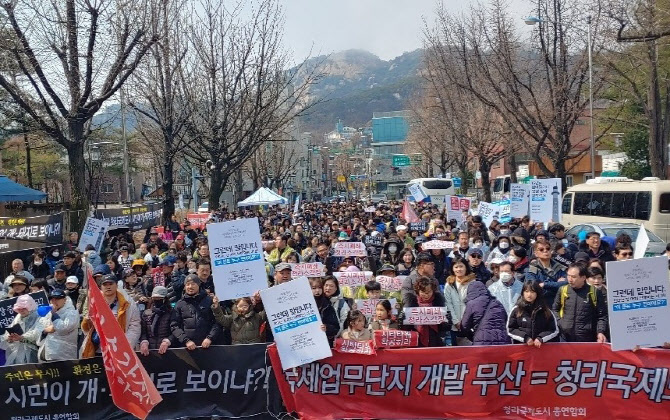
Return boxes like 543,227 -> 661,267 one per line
341,310 -> 372,341
370,300 -> 398,331
506,281 -> 559,346
309,277 -> 340,345
364,280 -> 382,299
212,296 -> 266,344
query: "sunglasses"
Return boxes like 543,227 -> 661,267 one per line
537,247 -> 550,252
470,254 -> 483,259
620,252 -> 633,257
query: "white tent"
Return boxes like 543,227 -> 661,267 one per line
237,187 -> 288,207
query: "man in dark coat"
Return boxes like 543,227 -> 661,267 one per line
578,232 -> 615,263
139,286 -> 173,355
460,281 -> 511,345
170,274 -> 221,350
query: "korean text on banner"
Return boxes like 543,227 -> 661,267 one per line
333,271 -> 372,287
422,240 -> 454,250
290,262 -> 325,277
78,217 -> 109,253
333,339 -> 376,355
373,330 -> 419,348
402,306 -> 448,325
477,202 -> 500,227
408,183 -> 427,202
260,277 -> 332,370
208,218 -> 268,301
530,178 -> 562,223
445,196 -> 470,223
332,242 -> 367,257
510,183 -> 530,218
606,256 -> 670,351
87,280 -> 162,419
269,343 -> 670,420
0,213 -> 63,254
355,299 -> 398,319
376,275 -> 404,292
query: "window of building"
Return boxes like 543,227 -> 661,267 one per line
584,174 -> 594,182
102,183 -> 114,193
565,175 -> 573,188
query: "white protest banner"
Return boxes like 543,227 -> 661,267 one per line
293,195 -> 300,215
634,225 -> 650,259
445,196 -> 471,223
530,178 -> 562,223
403,307 -> 448,325
333,271 -> 373,287
355,298 -> 398,318
510,183 -> 530,218
290,262 -> 325,277
477,202 -> 501,227
208,218 -> 268,300
333,241 -> 368,257
260,277 -> 332,369
422,240 -> 454,250
78,217 -> 109,253
606,256 -> 670,351
376,275 -> 404,292
408,183 -> 428,202
493,199 -> 511,223
364,206 -> 376,213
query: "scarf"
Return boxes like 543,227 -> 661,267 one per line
416,295 -> 438,347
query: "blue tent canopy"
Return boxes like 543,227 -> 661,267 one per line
0,175 -> 47,202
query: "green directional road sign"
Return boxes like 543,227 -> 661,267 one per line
392,154 -> 411,167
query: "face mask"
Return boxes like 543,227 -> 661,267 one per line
508,255 -> 519,264
499,242 -> 509,250
34,259 -> 42,266
500,230 -> 510,235
473,242 -> 482,249
52,251 -> 60,258
499,272 -> 513,282
388,245 -> 398,254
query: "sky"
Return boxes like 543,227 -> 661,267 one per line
281,0 -> 529,61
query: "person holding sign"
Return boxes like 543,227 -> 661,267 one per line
402,277 -> 449,347
212,296 -> 266,345
0,294 -> 45,365
553,264 -> 608,343
341,310 -> 372,342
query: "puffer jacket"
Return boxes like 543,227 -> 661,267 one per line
0,311 -> 46,365
170,290 -> 222,346
506,303 -> 559,344
37,298 -> 80,361
577,240 -> 615,263
552,284 -> 608,342
471,263 -> 492,285
444,273 -> 477,327
329,295 -> 350,332
212,306 -> 266,344
526,259 -> 568,306
140,304 -> 173,349
460,281 -> 511,345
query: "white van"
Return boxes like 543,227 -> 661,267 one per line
406,178 -> 456,204
561,177 -> 670,242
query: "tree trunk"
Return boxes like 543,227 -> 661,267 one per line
23,131 -> 33,189
162,158 -> 175,224
648,41 -> 666,179
509,153 -> 518,183
209,165 -> 223,211
65,138 -> 88,234
457,162 -> 469,195
479,158 -> 492,203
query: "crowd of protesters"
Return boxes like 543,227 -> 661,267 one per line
1,199 -> 669,366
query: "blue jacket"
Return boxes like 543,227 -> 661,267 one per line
461,282 -> 511,345
525,259 -> 567,307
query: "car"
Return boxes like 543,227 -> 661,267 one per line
198,202 -> 209,213
370,193 -> 388,203
566,222 -> 666,256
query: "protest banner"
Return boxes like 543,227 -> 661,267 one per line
493,199 -> 511,223
355,298 -> 398,319
403,306 -> 448,325
94,203 -> 163,230
332,241 -> 367,257
260,277 -> 332,370
364,206 -> 376,213
510,183 -> 530,218
88,278 -> 162,419
633,225 -> 650,259
290,262 -> 325,277
269,343 -> 670,420
445,196 -> 471,223
422,240 -> 454,250
606,256 -> 670,351
401,200 -> 420,223
363,234 -> 383,247
408,183 -> 428,202
293,195 -> 300,215
333,339 -> 376,355
530,178 -> 562,223
477,202 -> 500,227
0,290 -> 48,329
376,275 -> 404,292
208,218 -> 268,301
78,217 -> 109,253
0,213 -> 63,254
0,344 -> 284,420
333,271 -> 372,287
409,221 -> 427,232
186,212 -> 210,230
373,330 -> 419,348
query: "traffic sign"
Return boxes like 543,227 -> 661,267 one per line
392,154 -> 411,167
453,177 -> 462,187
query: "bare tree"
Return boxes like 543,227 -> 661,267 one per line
425,0 -> 604,184
0,0 -> 158,231
130,0 -> 191,223
184,0 -> 321,211
245,138 -> 300,190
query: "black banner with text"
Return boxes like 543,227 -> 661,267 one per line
0,344 -> 284,420
0,213 -> 64,254
94,203 -> 162,231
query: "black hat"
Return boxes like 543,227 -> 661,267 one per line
64,251 -> 76,258
416,252 -> 433,265
573,252 -> 590,263
101,274 -> 117,284
50,289 -> 67,299
54,263 -> 66,272
120,245 -> 129,252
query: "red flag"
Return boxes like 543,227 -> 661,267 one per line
401,200 -> 420,223
88,275 -> 162,419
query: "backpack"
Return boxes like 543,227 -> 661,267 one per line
558,284 -> 597,318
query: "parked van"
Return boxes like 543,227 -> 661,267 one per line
561,177 -> 670,242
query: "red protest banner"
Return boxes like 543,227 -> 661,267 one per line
87,278 -> 162,419
373,330 -> 419,348
186,213 -> 210,230
334,339 -> 376,355
269,343 -> 670,420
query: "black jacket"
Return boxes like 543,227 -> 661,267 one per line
578,241 -> 615,263
552,284 -> 608,342
141,304 -> 174,349
507,303 -> 560,343
402,292 -> 451,346
472,263 -> 492,285
170,290 -> 222,346
315,295 -> 340,346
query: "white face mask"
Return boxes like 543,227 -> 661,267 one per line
33,259 -> 42,266
499,242 -> 509,250
52,251 -> 60,258
388,245 -> 398,254
500,229 -> 510,235
508,255 -> 519,264
499,272 -> 513,282
473,242 -> 483,249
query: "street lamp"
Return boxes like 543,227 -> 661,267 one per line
525,14 -> 595,179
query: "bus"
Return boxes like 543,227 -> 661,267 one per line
405,178 -> 456,203
561,177 -> 670,241
492,175 -> 510,201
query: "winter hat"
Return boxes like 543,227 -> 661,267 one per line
13,294 -> 37,312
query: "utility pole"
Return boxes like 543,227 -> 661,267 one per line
120,87 -> 132,205
307,133 -> 312,202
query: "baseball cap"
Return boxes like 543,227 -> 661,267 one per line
276,262 -> 292,272
54,263 -> 66,272
573,252 -> 590,263
50,289 -> 67,299
160,256 -> 176,267
489,258 -> 504,266
151,286 -> 168,298
468,248 -> 484,258
65,276 -> 79,284
378,264 -> 397,274
120,245 -> 129,252
93,264 -> 111,276
101,274 -> 117,284
132,259 -> 146,267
